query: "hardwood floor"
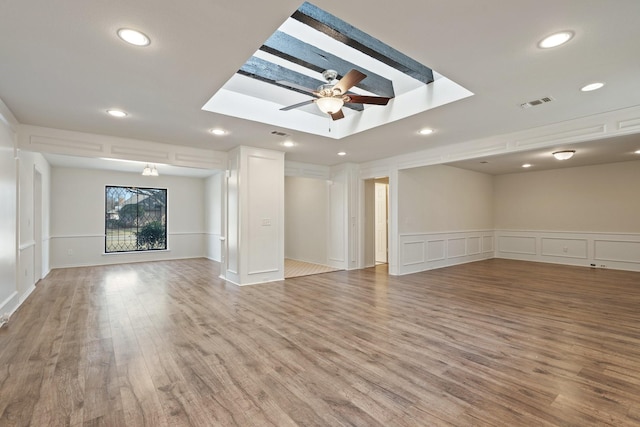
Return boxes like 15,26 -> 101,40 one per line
1,258 -> 640,426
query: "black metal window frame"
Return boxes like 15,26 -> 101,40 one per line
105,185 -> 168,253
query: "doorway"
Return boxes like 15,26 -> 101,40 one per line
374,180 -> 389,264
364,177 -> 389,267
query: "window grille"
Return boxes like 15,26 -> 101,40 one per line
105,186 -> 167,253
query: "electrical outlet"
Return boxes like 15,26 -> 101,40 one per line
600,264 -> 607,268
67,249 -> 73,256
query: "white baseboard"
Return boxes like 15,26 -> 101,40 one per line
0,291 -> 19,320
19,284 -> 36,304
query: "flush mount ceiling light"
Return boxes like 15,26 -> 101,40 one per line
418,128 -> 434,135
552,150 -> 576,160
522,164 -> 532,168
315,96 -> 345,115
581,82 -> 605,92
282,141 -> 295,147
106,109 -> 127,118
635,150 -> 640,154
142,164 -> 159,176
209,128 -> 227,136
538,31 -> 574,49
337,151 -> 346,156
117,28 -> 150,46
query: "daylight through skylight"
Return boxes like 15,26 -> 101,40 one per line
202,2 -> 472,139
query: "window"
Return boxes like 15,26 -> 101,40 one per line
105,186 -> 167,253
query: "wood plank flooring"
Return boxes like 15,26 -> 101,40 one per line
1,258 -> 640,426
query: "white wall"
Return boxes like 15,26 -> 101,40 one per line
204,172 -> 224,262
399,165 -> 494,233
494,161 -> 640,232
285,176 -> 329,265
396,164 -> 495,274
50,167 -> 206,268
0,107 -> 18,318
494,161 -> 640,271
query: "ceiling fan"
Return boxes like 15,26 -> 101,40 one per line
279,69 -> 393,121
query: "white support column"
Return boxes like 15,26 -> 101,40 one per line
328,163 -> 359,271
225,146 -> 285,286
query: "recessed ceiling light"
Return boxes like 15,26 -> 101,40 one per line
522,164 -> 532,168
538,31 -> 574,49
552,150 -> 576,160
418,128 -> 434,135
283,141 -> 295,147
581,82 -> 605,92
117,28 -> 150,46
106,109 -> 127,118
209,128 -> 227,136
635,150 -> 640,154
337,151 -> 346,156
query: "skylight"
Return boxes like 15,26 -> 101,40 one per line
202,2 -> 472,139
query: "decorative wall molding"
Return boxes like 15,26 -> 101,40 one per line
618,116 -> 640,131
110,145 -> 170,162
594,239 -> 640,264
285,161 -> 331,180
359,104 -> 640,173
495,230 -> 640,272
30,135 -> 104,153
19,125 -> 227,170
50,233 -> 206,269
398,230 -> 494,275
498,235 -> 537,255
513,125 -> 606,148
541,237 -> 588,259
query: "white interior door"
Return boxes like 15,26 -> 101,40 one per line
374,182 -> 388,264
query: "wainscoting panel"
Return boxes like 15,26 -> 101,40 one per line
467,236 -> 481,255
594,239 -> 640,264
541,237 -> 588,259
50,233 -> 206,268
427,240 -> 445,261
402,241 -> 425,266
448,238 -> 467,259
482,235 -> 494,253
399,231 -> 494,275
498,235 -> 537,255
496,230 -> 640,272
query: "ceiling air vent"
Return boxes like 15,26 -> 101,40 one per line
271,130 -> 288,136
520,96 -> 554,109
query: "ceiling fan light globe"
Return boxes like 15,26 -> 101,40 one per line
316,97 -> 344,115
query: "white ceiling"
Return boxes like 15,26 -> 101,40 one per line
1,0 -> 640,170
